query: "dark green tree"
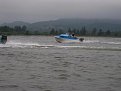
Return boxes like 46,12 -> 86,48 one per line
55,30 -> 58,35
97,29 -> 103,36
14,26 -> 21,32
80,26 -> 86,36
72,28 -> 77,34
34,31 -> 40,35
105,30 -> 111,36
50,28 -> 56,35
68,28 -> 72,34
91,28 -> 97,36
25,30 -> 30,35
58,29 -> 64,34
21,25 -> 27,31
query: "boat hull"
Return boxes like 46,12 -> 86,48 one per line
55,36 -> 81,43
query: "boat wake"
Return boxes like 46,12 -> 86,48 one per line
0,40 -> 121,51
0,41 -> 54,48
101,41 -> 121,45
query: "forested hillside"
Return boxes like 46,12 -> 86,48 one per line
1,19 -> 121,36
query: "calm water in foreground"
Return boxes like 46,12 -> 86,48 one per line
0,36 -> 121,91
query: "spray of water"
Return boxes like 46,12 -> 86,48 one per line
0,39 -> 121,51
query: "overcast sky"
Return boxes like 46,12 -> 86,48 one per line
0,0 -> 121,23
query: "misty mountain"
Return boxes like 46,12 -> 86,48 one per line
1,19 -> 121,32
1,21 -> 30,27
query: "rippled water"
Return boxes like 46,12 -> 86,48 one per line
0,36 -> 121,91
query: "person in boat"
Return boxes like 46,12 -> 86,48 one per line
67,32 -> 77,39
72,33 -> 75,37
71,33 -> 78,39
0,35 -> 7,44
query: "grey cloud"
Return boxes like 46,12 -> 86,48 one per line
0,0 -> 121,23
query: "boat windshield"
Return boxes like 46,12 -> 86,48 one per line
59,34 -> 77,39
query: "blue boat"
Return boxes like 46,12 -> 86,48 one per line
54,33 -> 84,43
0,35 -> 7,44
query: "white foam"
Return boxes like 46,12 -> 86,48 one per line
0,40 -> 55,48
102,42 -> 121,45
83,40 -> 99,43
0,39 -> 121,51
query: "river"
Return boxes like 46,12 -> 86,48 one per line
0,36 -> 121,91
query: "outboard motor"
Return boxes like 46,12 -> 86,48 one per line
1,35 -> 7,44
79,38 -> 84,42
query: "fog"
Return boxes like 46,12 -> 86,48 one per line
0,0 -> 121,23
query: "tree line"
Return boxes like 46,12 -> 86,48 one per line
0,25 -> 121,37
0,25 -> 28,35
50,27 -> 121,37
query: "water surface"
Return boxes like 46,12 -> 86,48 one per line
0,36 -> 121,91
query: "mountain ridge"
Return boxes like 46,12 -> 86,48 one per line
1,19 -> 121,32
